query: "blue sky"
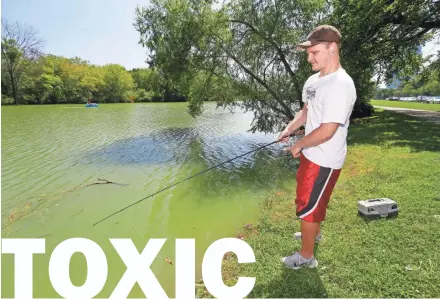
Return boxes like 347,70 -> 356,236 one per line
1,0 -> 151,70
2,0 -> 439,71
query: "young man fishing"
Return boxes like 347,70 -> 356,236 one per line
278,25 -> 356,269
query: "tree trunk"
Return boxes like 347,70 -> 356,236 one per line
9,69 -> 19,105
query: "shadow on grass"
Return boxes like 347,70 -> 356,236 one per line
250,268 -> 327,298
247,243 -> 327,298
349,110 -> 440,152
357,212 -> 399,224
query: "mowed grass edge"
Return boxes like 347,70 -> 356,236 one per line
371,99 -> 440,112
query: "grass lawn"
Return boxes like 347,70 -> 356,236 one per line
371,99 -> 440,112
197,110 -> 440,298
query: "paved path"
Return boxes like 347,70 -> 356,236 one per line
374,106 -> 440,125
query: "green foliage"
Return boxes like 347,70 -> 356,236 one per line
0,52 -> 179,104
134,0 -> 439,133
375,55 -> 440,99
1,21 -> 189,105
1,95 -> 14,105
134,0 -> 330,132
130,68 -> 156,91
99,64 -> 135,103
329,0 -> 439,119
1,20 -> 43,104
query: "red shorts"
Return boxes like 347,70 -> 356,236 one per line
296,153 -> 341,222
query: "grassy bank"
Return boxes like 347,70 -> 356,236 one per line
198,110 -> 440,298
371,99 -> 440,112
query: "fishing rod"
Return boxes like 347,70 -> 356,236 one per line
92,130 -> 299,227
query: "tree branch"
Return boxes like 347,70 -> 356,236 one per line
264,56 -> 277,82
390,10 -> 440,30
230,19 -> 296,78
224,47 -> 294,118
230,19 -> 302,112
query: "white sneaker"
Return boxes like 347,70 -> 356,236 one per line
281,251 -> 318,270
294,232 -> 322,244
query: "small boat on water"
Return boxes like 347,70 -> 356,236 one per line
85,103 -> 99,108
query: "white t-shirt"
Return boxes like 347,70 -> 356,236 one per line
301,67 -> 356,169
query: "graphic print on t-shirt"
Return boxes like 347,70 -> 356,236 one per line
306,86 -> 316,102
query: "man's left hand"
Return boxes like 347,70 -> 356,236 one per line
286,144 -> 302,158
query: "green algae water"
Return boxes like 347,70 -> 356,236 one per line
1,102 -> 299,298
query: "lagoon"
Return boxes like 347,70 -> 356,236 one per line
1,102 -> 298,298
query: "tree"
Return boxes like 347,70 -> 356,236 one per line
134,0 -> 329,133
131,68 -> 155,91
100,64 -> 135,102
1,20 -> 44,104
420,49 -> 440,83
329,0 -> 439,117
134,0 -> 440,133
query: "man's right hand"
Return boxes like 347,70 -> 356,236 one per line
277,129 -> 305,143
277,130 -> 291,143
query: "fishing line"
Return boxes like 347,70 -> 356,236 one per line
93,131 -> 299,227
